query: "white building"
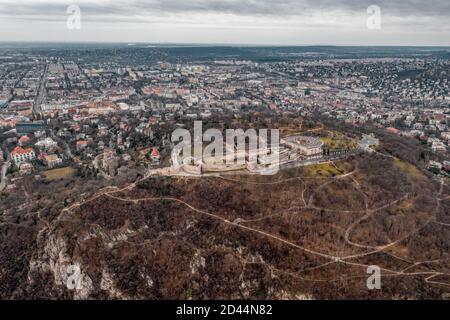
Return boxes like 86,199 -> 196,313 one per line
35,137 -> 58,150
432,141 -> 447,153
44,154 -> 62,168
11,146 -> 36,164
283,136 -> 324,157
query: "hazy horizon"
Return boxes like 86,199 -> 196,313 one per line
1,41 -> 450,49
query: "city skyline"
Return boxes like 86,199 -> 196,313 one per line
0,0 -> 449,304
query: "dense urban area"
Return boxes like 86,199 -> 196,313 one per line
0,44 -> 449,299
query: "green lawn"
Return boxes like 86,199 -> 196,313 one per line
320,137 -> 357,150
305,163 -> 342,177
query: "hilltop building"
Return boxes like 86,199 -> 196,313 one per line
283,136 -> 324,158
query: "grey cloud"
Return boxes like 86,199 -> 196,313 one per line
136,0 -> 450,17
1,0 -> 450,18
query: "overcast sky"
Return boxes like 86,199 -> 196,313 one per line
0,0 -> 449,45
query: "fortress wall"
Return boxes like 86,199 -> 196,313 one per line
203,163 -> 247,173
182,164 -> 202,175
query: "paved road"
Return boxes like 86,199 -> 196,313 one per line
0,160 -> 10,191
33,63 -> 48,114
50,130 -> 74,161
77,63 -> 103,94
0,142 -> 11,191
